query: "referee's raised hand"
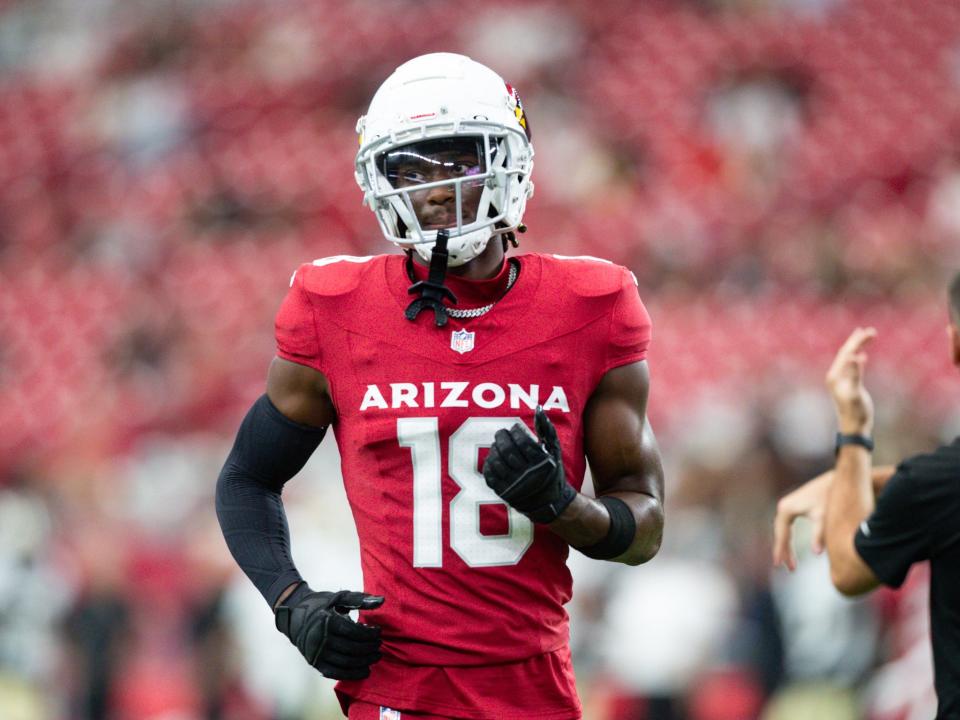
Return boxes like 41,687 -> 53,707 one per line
825,327 -> 877,435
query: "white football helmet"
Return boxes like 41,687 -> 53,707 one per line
355,53 -> 535,266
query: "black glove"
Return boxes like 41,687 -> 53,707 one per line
482,406 -> 577,524
275,585 -> 384,680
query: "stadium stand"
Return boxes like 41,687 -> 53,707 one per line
0,0 -> 957,717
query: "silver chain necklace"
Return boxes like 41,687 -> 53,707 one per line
446,262 -> 519,319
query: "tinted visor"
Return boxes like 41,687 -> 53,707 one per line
380,137 -> 485,190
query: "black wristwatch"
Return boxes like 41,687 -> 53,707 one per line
835,432 -> 874,455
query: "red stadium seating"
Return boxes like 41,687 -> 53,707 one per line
1,0 -> 958,475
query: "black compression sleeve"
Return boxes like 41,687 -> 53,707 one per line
215,394 -> 326,608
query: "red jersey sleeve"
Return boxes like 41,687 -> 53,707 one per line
274,265 -> 323,372
604,268 -> 652,372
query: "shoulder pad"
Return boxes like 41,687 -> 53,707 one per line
293,255 -> 380,297
542,254 -> 634,298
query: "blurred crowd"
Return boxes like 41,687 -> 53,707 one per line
1,0 -> 959,718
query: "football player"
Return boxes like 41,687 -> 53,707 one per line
216,53 -> 665,720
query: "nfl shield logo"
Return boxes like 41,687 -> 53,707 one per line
380,708 -> 401,720
450,328 -> 475,354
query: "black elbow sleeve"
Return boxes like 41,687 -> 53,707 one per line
574,496 -> 637,560
215,394 -> 326,608
222,394 -> 327,492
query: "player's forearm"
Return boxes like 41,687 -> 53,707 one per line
551,490 -> 663,565
548,493 -> 610,546
825,446 -> 875,593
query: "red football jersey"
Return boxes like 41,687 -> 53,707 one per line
274,252 -> 651,717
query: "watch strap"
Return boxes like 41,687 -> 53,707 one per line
835,432 -> 874,455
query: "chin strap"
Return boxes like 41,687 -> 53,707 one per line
501,222 -> 526,251
405,229 -> 459,327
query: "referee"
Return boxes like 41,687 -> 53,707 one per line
774,272 -> 960,717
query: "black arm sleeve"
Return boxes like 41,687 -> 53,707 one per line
215,394 -> 326,608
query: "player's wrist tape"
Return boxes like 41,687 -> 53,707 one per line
574,496 -> 636,560
835,432 -> 874,455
